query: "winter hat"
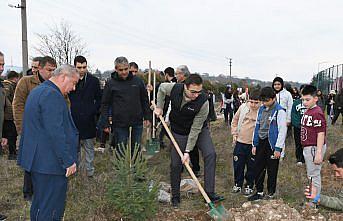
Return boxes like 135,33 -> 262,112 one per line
272,77 -> 284,92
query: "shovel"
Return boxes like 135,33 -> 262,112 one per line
146,63 -> 160,155
153,105 -> 230,221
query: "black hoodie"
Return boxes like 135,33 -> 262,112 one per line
101,72 -> 151,128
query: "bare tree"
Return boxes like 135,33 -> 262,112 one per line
33,21 -> 88,65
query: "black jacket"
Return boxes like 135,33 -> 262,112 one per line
101,72 -> 151,128
69,73 -> 102,139
335,92 -> 343,109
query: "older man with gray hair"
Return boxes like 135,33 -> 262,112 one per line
101,56 -> 151,153
18,64 -> 79,221
176,65 -> 190,83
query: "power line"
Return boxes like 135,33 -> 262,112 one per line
37,0 -> 224,66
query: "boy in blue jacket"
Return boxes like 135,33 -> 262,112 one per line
248,87 -> 287,201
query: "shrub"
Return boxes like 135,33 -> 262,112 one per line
107,144 -> 159,220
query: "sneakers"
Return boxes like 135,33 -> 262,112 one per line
243,186 -> 254,196
95,147 -> 105,153
296,162 -> 303,166
87,170 -> 94,178
0,214 -> 7,221
265,192 -> 275,200
208,193 -> 225,203
248,192 -> 264,201
305,201 -> 318,209
232,184 -> 242,193
171,197 -> 180,209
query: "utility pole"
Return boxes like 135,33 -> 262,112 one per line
225,57 -> 232,85
9,0 -> 29,75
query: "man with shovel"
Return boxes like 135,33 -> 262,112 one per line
154,73 -> 224,209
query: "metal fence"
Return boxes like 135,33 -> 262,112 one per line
313,64 -> 343,94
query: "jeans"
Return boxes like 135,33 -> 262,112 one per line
113,125 -> 143,154
80,139 -> 95,176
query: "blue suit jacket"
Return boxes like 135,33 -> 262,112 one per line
18,80 -> 79,175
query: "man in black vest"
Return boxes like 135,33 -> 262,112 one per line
155,74 -> 223,208
175,65 -> 201,177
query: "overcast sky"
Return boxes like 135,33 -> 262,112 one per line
1,0 -> 342,81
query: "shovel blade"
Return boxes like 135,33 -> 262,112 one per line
207,204 -> 231,221
146,138 -> 160,155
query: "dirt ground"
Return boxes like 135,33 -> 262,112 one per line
0,117 -> 342,220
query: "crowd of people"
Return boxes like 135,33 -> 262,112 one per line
226,77 -> 342,208
0,50 -> 342,220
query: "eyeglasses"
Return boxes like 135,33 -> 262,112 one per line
186,87 -> 202,94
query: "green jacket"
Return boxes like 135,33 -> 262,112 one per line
321,190 -> 343,211
291,98 -> 306,128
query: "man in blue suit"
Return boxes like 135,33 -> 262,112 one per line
17,64 -> 80,221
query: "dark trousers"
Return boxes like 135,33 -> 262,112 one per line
233,142 -> 255,188
254,138 -> 280,194
158,126 -> 170,148
30,172 -> 68,221
2,120 -> 17,155
113,124 -> 143,150
100,131 -> 109,148
293,127 -> 304,163
224,106 -> 234,125
171,127 -> 216,199
23,171 -> 34,200
190,146 -> 200,172
332,108 -> 343,124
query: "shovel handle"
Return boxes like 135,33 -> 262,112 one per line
155,110 -> 212,204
